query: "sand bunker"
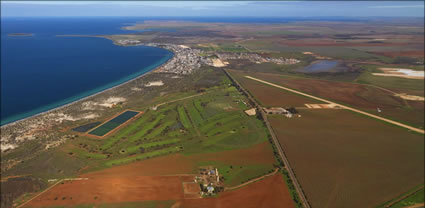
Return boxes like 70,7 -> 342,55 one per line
145,81 -> 164,87
395,93 -> 425,101
373,68 -> 424,79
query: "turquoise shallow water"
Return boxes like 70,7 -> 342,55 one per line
1,17 -> 173,125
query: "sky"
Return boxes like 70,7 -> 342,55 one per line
1,1 -> 424,17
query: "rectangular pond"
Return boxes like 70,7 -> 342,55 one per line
88,110 -> 140,137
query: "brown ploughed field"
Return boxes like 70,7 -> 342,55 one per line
23,142 -> 281,207
25,175 -> 185,207
229,70 -> 324,107
269,109 -> 424,208
242,71 -> 424,128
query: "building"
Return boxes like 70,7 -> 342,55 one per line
263,107 -> 288,115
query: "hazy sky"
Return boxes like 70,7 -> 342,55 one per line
2,1 -> 424,17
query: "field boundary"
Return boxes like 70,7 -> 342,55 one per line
223,69 -> 311,208
384,185 -> 425,208
245,75 -> 425,134
225,168 -> 279,191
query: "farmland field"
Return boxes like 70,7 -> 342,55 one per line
268,109 -> 424,208
18,70 -> 294,208
23,168 -> 294,208
236,70 -> 424,129
229,70 -> 324,107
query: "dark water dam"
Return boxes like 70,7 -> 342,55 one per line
302,60 -> 339,73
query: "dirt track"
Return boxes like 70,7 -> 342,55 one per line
245,76 -> 425,134
225,168 -> 279,191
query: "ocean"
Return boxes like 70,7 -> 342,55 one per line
1,16 -> 369,125
1,17 -> 173,125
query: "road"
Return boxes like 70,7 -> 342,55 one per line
245,75 -> 425,134
223,69 -> 311,208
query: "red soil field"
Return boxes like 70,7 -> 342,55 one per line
180,174 -> 295,208
25,176 -> 186,207
23,142 -> 287,208
82,141 -> 276,178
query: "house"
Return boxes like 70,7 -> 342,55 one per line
263,107 -> 288,115
207,186 -> 215,193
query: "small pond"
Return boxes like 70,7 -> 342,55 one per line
302,60 -> 339,73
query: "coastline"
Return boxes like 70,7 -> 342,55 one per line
1,45 -> 174,128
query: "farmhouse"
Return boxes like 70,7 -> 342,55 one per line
198,166 -> 224,196
263,107 -> 288,115
263,107 -> 297,118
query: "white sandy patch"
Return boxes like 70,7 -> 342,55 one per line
98,97 -> 126,108
373,68 -> 424,79
179,45 -> 190,49
145,81 -> 164,87
15,134 -> 36,143
244,108 -> 257,116
1,143 -> 18,151
82,113 -> 99,119
131,87 -> 142,91
211,58 -> 227,67
171,76 -> 182,79
395,93 -> 425,101
49,113 -> 77,122
81,101 -> 98,110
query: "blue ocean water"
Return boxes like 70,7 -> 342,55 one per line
1,17 -> 173,125
1,16 -> 367,125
